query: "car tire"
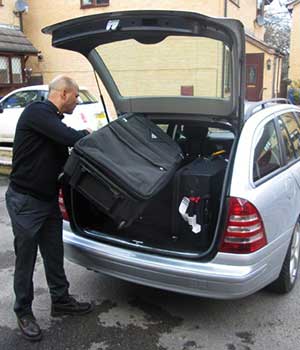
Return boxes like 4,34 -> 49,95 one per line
267,221 -> 300,294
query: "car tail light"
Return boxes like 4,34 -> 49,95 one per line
58,189 -> 69,221
219,197 -> 267,254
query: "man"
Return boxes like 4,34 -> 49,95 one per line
6,76 -> 93,342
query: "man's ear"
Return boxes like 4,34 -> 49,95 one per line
61,89 -> 67,100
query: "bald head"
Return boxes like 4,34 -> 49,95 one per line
47,75 -> 79,114
48,76 -> 79,96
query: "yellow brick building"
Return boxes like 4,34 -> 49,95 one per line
0,0 -> 37,95
1,0 -> 283,105
288,0 -> 300,83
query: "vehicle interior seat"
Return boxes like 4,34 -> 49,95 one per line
179,125 -> 214,163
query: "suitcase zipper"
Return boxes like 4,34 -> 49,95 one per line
116,114 -> 183,164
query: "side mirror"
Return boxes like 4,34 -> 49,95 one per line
0,103 -> 3,113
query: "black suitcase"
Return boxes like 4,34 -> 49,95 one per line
171,157 -> 227,246
64,113 -> 183,228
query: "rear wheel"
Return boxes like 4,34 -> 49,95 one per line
267,221 -> 300,294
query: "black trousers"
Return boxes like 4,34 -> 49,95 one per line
5,185 -> 69,318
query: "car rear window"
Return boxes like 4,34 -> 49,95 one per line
96,36 -> 232,99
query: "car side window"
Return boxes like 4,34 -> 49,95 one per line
278,114 -> 297,163
253,120 -> 281,182
2,91 -> 42,109
279,112 -> 300,159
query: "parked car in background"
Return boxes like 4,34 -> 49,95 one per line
44,10 -> 300,299
0,85 -> 107,146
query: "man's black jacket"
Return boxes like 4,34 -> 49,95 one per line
10,100 -> 89,200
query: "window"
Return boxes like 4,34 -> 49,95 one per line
0,55 -> 24,85
279,113 -> 300,158
96,36 -> 232,99
81,0 -> 109,8
278,116 -> 296,163
2,90 -> 44,109
77,90 -> 97,105
0,57 -> 9,84
253,120 -> 281,181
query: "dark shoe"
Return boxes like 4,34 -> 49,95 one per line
17,315 -> 42,342
51,296 -> 93,317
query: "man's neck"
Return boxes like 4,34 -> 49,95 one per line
48,96 -> 63,113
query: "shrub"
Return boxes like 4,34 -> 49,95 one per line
288,80 -> 300,105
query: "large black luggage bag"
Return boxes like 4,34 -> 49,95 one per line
64,113 -> 183,228
171,157 -> 227,247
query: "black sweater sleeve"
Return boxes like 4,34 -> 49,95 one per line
25,102 -> 89,146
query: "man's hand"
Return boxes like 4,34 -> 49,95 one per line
85,128 -> 93,134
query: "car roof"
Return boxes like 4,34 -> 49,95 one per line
244,99 -> 296,121
6,85 -> 89,92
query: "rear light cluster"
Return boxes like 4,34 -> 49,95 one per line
58,189 -> 69,221
220,197 -> 267,254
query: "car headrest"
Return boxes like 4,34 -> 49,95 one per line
182,125 -> 208,139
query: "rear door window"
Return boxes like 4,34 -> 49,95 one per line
253,119 -> 281,182
278,113 -> 297,163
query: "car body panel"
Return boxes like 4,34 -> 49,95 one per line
62,220 -> 289,299
43,10 -> 246,128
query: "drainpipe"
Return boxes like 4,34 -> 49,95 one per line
19,12 -> 23,32
13,11 -> 24,32
277,55 -> 281,97
224,0 -> 228,17
272,56 -> 277,98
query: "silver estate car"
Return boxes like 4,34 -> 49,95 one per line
44,10 -> 300,299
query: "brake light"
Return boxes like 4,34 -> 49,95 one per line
58,189 -> 69,221
219,197 -> 267,254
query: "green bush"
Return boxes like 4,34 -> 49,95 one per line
288,80 -> 300,105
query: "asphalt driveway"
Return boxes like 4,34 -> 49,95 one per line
0,175 -> 299,350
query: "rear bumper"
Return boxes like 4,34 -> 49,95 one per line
62,222 -> 287,299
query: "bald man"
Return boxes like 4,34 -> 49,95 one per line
6,76 -> 93,342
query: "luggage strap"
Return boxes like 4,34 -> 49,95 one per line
179,195 -> 209,234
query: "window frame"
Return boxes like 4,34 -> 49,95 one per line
80,0 -> 109,9
0,54 -> 25,88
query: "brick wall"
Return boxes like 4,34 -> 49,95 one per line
0,0 -> 20,26
289,3 -> 300,82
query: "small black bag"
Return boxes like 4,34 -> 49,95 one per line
64,113 -> 183,228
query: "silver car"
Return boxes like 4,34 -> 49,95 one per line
44,10 -> 300,299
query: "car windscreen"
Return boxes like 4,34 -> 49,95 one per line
77,90 -> 97,104
96,36 -> 232,99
